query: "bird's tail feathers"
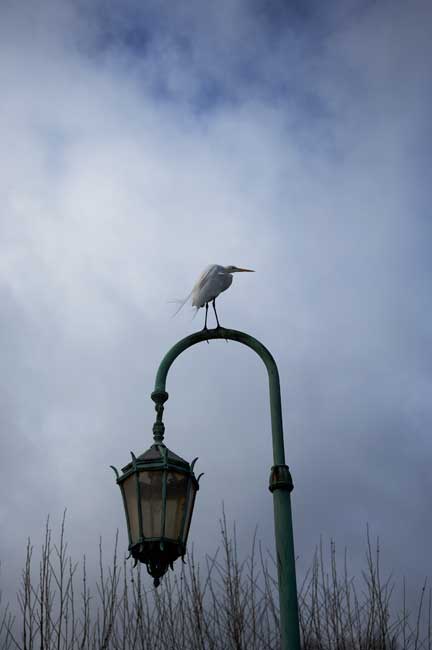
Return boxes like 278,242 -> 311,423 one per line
168,291 -> 193,318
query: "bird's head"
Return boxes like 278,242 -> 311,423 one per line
225,265 -> 255,274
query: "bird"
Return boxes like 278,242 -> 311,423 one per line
174,264 -> 254,330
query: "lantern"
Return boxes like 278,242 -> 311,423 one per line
112,443 -> 201,586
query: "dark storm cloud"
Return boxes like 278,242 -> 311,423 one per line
72,0 -> 330,108
0,0 -> 431,616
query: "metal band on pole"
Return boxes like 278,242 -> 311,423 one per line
151,327 -> 301,650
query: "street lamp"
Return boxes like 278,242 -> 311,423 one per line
113,327 -> 301,650
111,437 -> 201,586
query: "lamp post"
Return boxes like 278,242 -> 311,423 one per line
113,327 -> 301,650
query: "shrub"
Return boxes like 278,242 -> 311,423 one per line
0,513 -> 430,649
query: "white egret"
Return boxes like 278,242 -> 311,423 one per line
174,264 -> 254,329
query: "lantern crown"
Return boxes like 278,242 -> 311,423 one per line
121,443 -> 193,474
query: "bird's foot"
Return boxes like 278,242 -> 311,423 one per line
202,325 -> 210,343
214,324 -> 228,342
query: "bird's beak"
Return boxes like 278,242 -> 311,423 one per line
235,267 -> 255,272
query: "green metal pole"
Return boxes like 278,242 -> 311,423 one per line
151,327 -> 301,650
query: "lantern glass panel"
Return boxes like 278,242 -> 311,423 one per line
182,484 -> 197,544
122,474 -> 140,544
164,472 -> 188,540
139,471 -> 163,538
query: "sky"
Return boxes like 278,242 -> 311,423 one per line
1,0 -> 431,619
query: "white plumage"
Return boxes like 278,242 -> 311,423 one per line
192,265 -> 233,307
175,264 -> 254,329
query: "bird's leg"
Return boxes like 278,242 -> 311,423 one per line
212,299 -> 221,328
204,303 -> 209,343
212,299 -> 228,342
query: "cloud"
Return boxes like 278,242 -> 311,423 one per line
0,0 -> 431,614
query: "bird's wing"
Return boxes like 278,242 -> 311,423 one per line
171,266 -> 216,316
192,265 -> 232,307
191,265 -> 221,307
195,265 -> 218,290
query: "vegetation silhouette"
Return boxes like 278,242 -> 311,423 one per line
0,512 -> 430,649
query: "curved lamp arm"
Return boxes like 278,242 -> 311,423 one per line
152,327 -> 285,464
150,326 -> 301,650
